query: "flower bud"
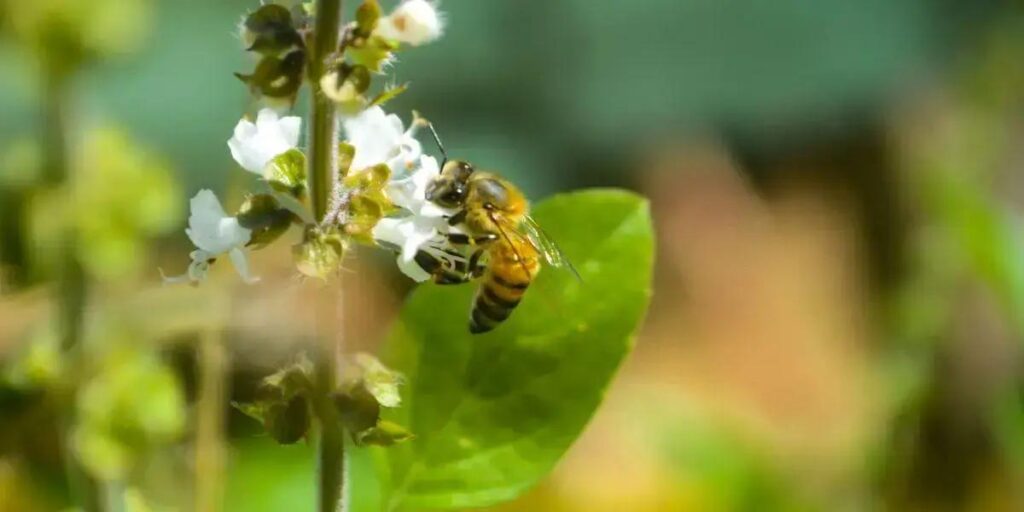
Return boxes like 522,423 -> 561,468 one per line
293,227 -> 346,280
375,0 -> 444,47
236,193 -> 297,249
333,385 -> 380,434
264,394 -> 311,445
240,3 -> 303,55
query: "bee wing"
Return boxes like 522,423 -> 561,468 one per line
521,215 -> 583,283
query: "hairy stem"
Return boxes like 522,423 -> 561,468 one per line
195,329 -> 227,512
308,0 -> 342,223
307,1 -> 346,511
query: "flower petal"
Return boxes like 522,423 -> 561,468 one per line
376,0 -> 445,46
228,247 -> 260,284
185,190 -> 252,254
344,106 -> 404,172
228,108 -> 301,175
395,253 -> 432,282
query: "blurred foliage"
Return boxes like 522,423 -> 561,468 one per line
73,345 -> 185,481
1,0 -> 152,62
27,128 -> 181,282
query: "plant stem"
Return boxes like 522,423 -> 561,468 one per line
308,0 -> 342,223
42,57 -> 101,512
195,328 -> 227,512
307,1 -> 346,511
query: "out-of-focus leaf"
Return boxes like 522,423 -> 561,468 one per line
73,347 -> 186,481
351,189 -> 653,510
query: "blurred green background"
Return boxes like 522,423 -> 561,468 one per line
5,0 -> 1024,510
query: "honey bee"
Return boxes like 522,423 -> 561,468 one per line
414,125 -> 579,333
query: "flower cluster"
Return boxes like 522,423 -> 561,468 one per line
165,0 -> 451,284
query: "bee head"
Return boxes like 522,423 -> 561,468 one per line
426,160 -> 475,207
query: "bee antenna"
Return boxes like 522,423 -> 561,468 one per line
425,122 -> 448,171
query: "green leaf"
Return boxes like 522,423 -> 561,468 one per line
354,189 -> 653,510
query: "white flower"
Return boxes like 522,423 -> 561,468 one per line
163,190 -> 258,284
343,106 -> 423,175
227,108 -> 301,175
384,155 -> 447,215
375,0 -> 445,46
372,215 -> 448,282
372,155 -> 458,282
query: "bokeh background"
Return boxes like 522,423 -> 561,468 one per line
4,0 -> 1024,510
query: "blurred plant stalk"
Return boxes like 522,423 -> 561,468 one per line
307,1 -> 347,511
195,328 -> 228,512
39,45 -> 103,512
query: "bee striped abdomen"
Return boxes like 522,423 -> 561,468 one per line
469,274 -> 529,333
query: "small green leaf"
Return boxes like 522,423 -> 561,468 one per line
355,353 -> 404,409
354,189 -> 654,510
368,84 -> 409,107
355,421 -> 414,447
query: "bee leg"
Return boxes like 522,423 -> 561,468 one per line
414,249 -> 475,285
445,233 -> 498,247
447,209 -> 467,226
469,249 -> 486,278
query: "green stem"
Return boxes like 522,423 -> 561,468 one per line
307,1 -> 346,512
308,0 -> 343,223
195,329 -> 227,512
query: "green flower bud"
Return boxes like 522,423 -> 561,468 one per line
320,63 -> 371,111
235,50 -> 306,100
234,356 -> 314,445
346,36 -> 397,74
355,0 -> 383,36
342,164 -> 393,244
236,193 -> 297,249
241,3 -> 303,55
293,227 -> 345,280
265,394 -> 311,445
333,384 -> 380,435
